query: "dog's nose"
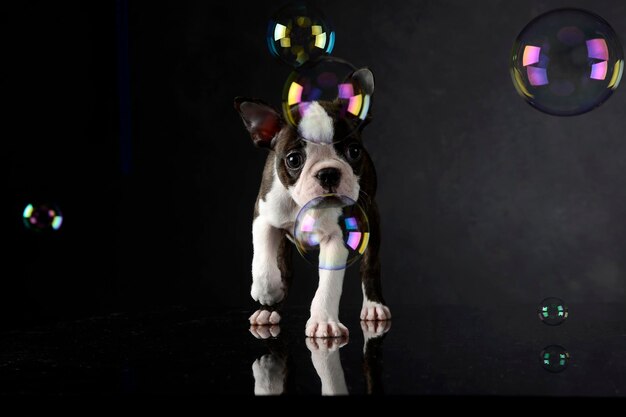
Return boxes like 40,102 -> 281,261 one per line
316,168 -> 341,189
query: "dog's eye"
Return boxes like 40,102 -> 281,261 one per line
346,143 -> 362,162
285,151 -> 304,169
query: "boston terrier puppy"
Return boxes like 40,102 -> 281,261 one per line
234,67 -> 391,338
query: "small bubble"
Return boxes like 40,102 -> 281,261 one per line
267,4 -> 334,68
541,345 -> 570,373
22,202 -> 64,232
538,297 -> 569,325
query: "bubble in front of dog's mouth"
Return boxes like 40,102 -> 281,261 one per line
267,3 -> 335,68
293,194 -> 369,270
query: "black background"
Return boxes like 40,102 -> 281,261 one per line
4,0 -> 626,330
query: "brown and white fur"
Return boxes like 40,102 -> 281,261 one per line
235,67 -> 390,338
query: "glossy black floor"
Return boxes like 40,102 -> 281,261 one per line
0,303 -> 624,396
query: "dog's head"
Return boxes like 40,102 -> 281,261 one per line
234,68 -> 375,207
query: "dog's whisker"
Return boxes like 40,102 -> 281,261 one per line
359,189 -> 372,205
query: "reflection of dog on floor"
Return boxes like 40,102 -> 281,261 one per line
235,66 -> 390,338
250,321 -> 390,395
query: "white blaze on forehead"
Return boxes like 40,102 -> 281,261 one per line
298,102 -> 334,144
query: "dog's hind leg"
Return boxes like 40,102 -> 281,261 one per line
359,201 -> 391,321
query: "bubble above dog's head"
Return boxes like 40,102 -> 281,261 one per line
267,3 -> 335,68
282,57 -> 374,144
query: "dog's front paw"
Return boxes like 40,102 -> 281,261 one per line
251,264 -> 285,305
249,309 -> 282,326
252,354 -> 286,396
305,315 -> 349,338
360,301 -> 392,321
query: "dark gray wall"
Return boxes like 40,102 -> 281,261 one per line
7,1 -> 626,326
159,0 -> 626,309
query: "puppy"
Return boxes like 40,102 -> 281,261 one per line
234,67 -> 390,337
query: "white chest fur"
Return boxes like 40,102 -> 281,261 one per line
257,163 -> 299,231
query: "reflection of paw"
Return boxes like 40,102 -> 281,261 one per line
249,324 -> 281,339
306,336 -> 349,395
306,335 -> 348,352
305,317 -> 349,338
251,266 -> 285,305
249,309 -> 281,325
252,354 -> 286,396
360,301 -> 391,321
360,319 -> 391,342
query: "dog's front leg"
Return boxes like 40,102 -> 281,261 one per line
306,235 -> 349,338
249,216 -> 285,325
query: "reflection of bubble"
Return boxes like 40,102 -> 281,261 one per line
294,194 -> 369,270
541,345 -> 570,373
510,8 -> 623,116
282,57 -> 372,144
23,203 -> 63,232
538,297 -> 569,325
267,3 -> 335,68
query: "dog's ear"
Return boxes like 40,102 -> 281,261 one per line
234,97 -> 284,149
352,68 -> 374,131
353,67 -> 374,96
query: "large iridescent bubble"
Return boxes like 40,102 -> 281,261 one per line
511,8 -> 623,116
282,57 -> 373,144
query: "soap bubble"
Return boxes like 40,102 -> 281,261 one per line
282,56 -> 372,144
267,3 -> 335,67
22,202 -> 63,232
293,194 -> 369,270
511,8 -> 624,116
541,345 -> 570,373
538,297 -> 569,325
